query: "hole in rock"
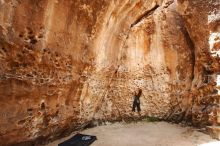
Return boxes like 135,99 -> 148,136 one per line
40,102 -> 46,110
17,119 -> 26,125
19,33 -> 23,38
27,108 -> 33,116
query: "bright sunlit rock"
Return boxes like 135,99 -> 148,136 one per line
199,141 -> 220,146
209,32 -> 220,56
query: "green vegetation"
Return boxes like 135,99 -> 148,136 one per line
142,116 -> 161,122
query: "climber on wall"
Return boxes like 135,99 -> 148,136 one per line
132,89 -> 142,114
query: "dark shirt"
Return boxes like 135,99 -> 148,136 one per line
133,95 -> 140,104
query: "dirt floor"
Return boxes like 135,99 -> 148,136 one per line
46,121 -> 220,146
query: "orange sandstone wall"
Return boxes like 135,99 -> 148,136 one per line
0,0 -> 219,145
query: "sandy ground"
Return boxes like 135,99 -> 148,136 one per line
46,121 -> 220,146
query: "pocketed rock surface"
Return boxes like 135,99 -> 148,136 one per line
0,0 -> 220,145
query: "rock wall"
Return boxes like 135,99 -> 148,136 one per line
0,0 -> 219,145
170,0 -> 220,126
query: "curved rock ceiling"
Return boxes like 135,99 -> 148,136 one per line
0,0 -> 219,145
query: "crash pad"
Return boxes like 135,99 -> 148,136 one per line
58,134 -> 97,146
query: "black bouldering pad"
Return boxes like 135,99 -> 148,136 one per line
58,134 -> 97,146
